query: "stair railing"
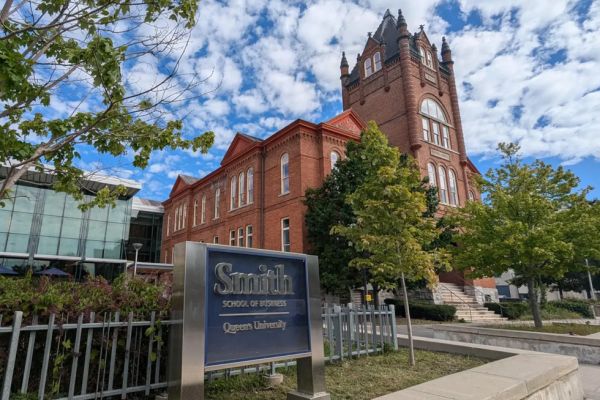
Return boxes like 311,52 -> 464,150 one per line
439,283 -> 473,322
451,276 -> 511,319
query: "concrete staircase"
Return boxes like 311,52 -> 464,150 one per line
438,283 -> 507,323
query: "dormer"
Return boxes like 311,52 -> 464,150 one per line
415,26 -> 436,70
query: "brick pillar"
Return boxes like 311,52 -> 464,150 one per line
397,21 -> 420,153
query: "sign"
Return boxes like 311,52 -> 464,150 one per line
205,249 -> 311,366
168,242 -> 330,400
365,294 -> 373,302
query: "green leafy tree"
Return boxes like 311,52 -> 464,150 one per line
332,121 -> 449,365
450,143 -> 600,327
0,0 -> 214,208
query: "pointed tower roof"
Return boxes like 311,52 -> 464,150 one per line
340,51 -> 349,68
441,36 -> 450,54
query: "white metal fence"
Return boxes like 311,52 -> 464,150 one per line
0,305 -> 397,399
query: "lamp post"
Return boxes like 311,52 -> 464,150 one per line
133,243 -> 143,277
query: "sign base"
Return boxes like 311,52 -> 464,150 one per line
287,391 -> 331,400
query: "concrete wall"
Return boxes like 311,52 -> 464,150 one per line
374,353 -> 583,400
432,325 -> 600,364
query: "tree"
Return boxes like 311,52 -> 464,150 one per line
450,143 -> 600,328
1,0 -> 214,209
332,121 -> 448,365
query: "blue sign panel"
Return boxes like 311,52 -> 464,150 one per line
204,247 -> 311,367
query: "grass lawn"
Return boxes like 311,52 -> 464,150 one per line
205,349 -> 486,400
396,318 -> 447,325
488,323 -> 600,336
519,308 -> 584,321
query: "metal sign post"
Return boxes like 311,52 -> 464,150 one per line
168,242 -> 330,400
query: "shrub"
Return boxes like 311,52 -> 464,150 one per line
385,299 -> 456,321
484,302 -> 529,320
546,300 -> 594,318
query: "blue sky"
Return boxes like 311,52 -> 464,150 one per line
45,0 -> 600,200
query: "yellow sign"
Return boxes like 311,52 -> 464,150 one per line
365,294 -> 372,302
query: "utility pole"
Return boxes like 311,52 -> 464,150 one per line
586,259 -> 597,301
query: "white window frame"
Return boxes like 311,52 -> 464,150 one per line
229,230 -> 236,246
431,121 -> 440,145
238,171 -> 245,206
448,170 -> 459,206
230,175 -> 237,209
193,199 -> 197,226
281,153 -> 290,195
438,166 -> 449,204
201,195 -> 206,224
426,50 -> 433,69
330,151 -> 340,170
364,57 -> 373,77
246,225 -> 253,248
174,208 -> 179,231
422,118 -> 430,141
213,235 -> 219,244
427,163 -> 437,187
166,214 -> 170,236
247,167 -> 254,204
214,188 -> 220,219
373,51 -> 382,72
468,190 -> 475,201
281,217 -> 290,252
442,125 -> 450,149
238,227 -> 244,247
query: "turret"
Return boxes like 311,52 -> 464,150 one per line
441,36 -> 452,64
340,51 -> 349,78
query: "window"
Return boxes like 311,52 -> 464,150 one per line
238,171 -> 245,206
449,170 -> 459,206
281,153 -> 289,194
246,225 -> 253,248
201,195 -> 206,224
422,118 -> 430,141
426,50 -> 433,68
213,235 -> 219,244
281,218 -> 290,252
420,99 -> 450,148
442,126 -> 450,149
174,208 -> 178,231
247,168 -> 254,204
420,46 -> 433,68
330,151 -> 340,170
427,163 -> 437,187
229,230 -> 236,246
468,190 -> 475,201
431,122 -> 440,145
166,214 -> 170,236
183,204 -> 187,228
419,46 -> 425,63
373,51 -> 382,72
238,227 -> 244,247
438,166 -> 449,204
193,199 -> 198,226
364,57 -> 373,77
230,176 -> 237,209
214,188 -> 220,218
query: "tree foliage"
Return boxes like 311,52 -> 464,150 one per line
450,143 -> 600,327
0,0 -> 214,209
330,122 -> 449,290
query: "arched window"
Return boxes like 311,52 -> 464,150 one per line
373,52 -> 382,72
448,170 -> 459,206
201,195 -> 206,223
247,167 -> 254,204
174,208 -> 179,231
230,175 -> 237,209
420,99 -> 451,149
281,153 -> 289,194
427,163 -> 437,187
330,151 -> 340,170
238,171 -> 245,206
364,57 -> 373,77
214,188 -> 220,218
438,166 -> 449,204
419,46 -> 426,63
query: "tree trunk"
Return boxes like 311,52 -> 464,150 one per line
400,272 -> 415,366
373,283 -> 380,309
527,278 -> 543,328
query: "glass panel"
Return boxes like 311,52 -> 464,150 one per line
9,212 -> 33,234
37,236 -> 59,255
6,233 -> 29,253
64,195 -> 83,218
0,209 -> 11,232
422,118 -> 430,141
61,218 -> 82,239
43,191 -> 66,216
108,201 -> 127,223
40,215 -> 62,237
58,238 -> 79,256
87,221 -> 107,241
105,222 -> 125,242
432,122 -> 440,145
103,242 -> 122,259
89,205 -> 109,221
85,240 -> 104,258
0,232 -> 7,252
14,185 -> 38,213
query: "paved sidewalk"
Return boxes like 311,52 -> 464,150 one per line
581,364 -> 600,400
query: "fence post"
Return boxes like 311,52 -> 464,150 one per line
389,305 -> 398,351
21,314 -> 38,393
334,305 -> 343,360
81,312 -> 95,395
38,313 -> 55,400
107,311 -> 120,391
1,311 -> 22,400
145,311 -> 156,395
122,312 -> 134,399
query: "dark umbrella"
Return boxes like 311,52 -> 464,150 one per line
35,267 -> 70,277
0,266 -> 18,275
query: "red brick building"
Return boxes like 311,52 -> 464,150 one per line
161,9 -> 496,297
161,111 -> 365,262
